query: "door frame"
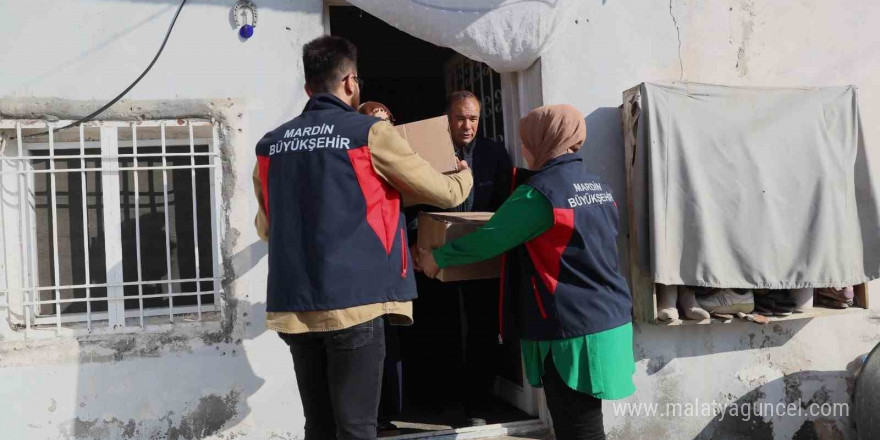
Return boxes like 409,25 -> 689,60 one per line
497,59 -> 550,424
322,0 -> 552,433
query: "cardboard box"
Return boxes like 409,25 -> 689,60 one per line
394,116 -> 459,174
418,212 -> 502,282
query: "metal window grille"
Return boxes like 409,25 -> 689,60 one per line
0,120 -> 223,335
445,55 -> 505,144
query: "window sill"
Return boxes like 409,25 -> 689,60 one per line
653,305 -> 869,326
5,311 -> 222,341
0,312 -> 229,367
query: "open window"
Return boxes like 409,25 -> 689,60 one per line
621,83 -> 874,325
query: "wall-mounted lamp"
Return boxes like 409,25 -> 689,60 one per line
234,0 -> 258,39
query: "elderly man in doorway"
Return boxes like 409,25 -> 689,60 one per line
405,90 -> 513,426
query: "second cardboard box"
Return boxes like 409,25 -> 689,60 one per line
417,212 -> 502,282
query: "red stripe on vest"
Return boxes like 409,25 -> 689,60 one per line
347,147 -> 400,255
400,227 -> 408,278
257,155 -> 271,216
525,208 -> 575,295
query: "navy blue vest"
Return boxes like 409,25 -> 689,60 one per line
504,154 -> 632,340
256,94 -> 416,312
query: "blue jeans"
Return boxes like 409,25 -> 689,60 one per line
279,316 -> 386,440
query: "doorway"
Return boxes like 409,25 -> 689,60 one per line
327,4 -> 542,438
330,6 -> 453,125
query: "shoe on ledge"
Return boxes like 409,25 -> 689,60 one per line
697,289 -> 754,315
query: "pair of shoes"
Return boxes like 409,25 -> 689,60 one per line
754,302 -> 793,317
815,287 -> 854,309
696,289 -> 754,315
753,290 -> 796,317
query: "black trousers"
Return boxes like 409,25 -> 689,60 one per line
460,279 -> 502,413
378,319 -> 403,422
541,353 -> 606,440
401,275 -> 500,411
401,274 -> 463,405
279,317 -> 386,440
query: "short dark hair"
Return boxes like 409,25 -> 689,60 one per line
446,90 -> 480,113
302,36 -> 358,93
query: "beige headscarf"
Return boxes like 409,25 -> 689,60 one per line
519,104 -> 586,169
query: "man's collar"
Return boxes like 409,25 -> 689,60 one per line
455,138 -> 477,155
302,93 -> 355,113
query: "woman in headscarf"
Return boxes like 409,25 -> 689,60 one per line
358,101 -> 395,124
419,104 -> 635,440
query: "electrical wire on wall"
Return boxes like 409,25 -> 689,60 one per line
24,0 -> 188,138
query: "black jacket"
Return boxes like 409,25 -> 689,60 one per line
407,137 -> 513,241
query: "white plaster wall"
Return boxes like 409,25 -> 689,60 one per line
540,1 -> 880,439
0,1 -> 325,439
1,1 -> 879,440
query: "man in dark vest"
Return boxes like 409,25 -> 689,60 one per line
405,91 -> 512,426
253,36 -> 473,440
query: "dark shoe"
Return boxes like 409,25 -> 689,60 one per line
754,289 -> 795,316
377,420 -> 398,435
754,300 -> 775,317
815,294 -> 850,309
772,290 -> 795,316
816,287 -> 854,308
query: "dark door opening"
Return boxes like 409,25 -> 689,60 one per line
329,5 -> 538,436
330,6 -> 454,125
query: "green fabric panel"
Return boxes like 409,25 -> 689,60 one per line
521,322 -> 636,400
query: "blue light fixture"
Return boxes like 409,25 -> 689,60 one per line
239,24 -> 254,39
234,0 -> 257,40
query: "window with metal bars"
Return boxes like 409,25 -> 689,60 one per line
0,119 -> 223,334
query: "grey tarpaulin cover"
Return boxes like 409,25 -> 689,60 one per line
631,82 -> 880,288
